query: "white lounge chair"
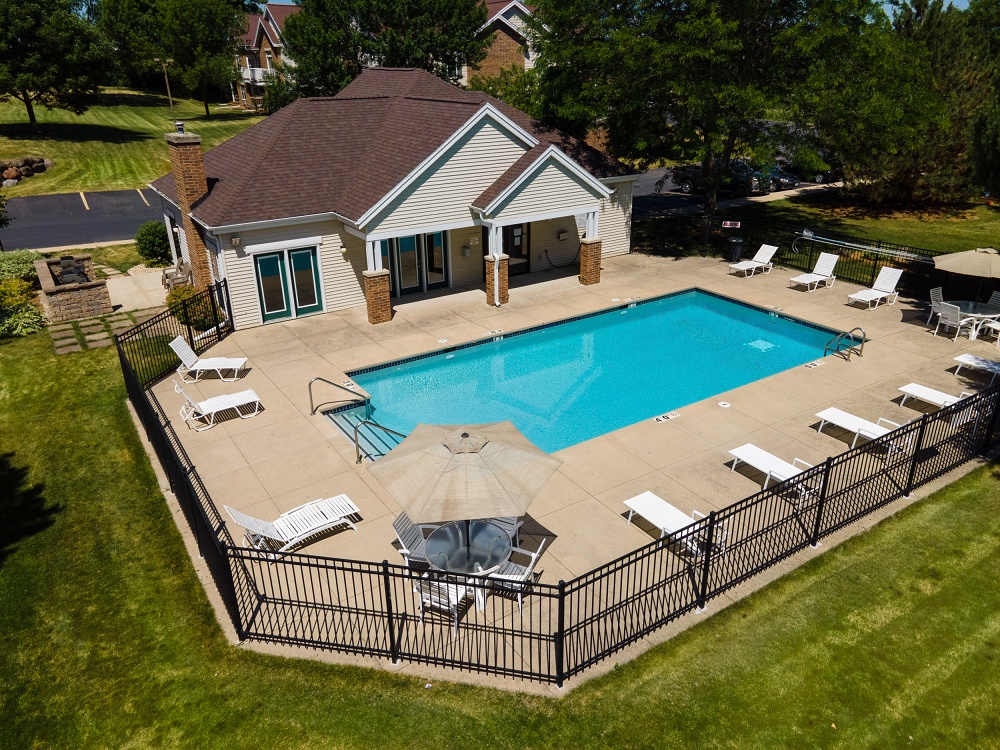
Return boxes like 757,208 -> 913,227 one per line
174,380 -> 261,431
414,575 -> 470,634
934,303 -> 976,341
224,494 -> 359,554
898,383 -> 972,410
926,287 -> 944,325
488,538 -> 547,613
847,267 -> 903,309
729,244 -> 778,278
728,443 -> 815,495
789,252 -> 839,292
169,336 -> 247,383
624,491 -> 707,559
815,407 -> 904,448
954,353 -> 1000,384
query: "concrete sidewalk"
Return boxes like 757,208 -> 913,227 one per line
105,267 -> 166,311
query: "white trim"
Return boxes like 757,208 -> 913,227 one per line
355,103 -> 539,228
244,236 -> 323,255
362,218 -> 478,242
601,174 -> 642,185
481,146 -> 612,216
148,183 -> 177,210
163,211 -> 178,264
203,211 -> 355,234
477,1 -> 533,35
485,204 -> 600,228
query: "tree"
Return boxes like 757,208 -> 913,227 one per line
468,65 -> 542,120
284,0 -> 490,97
261,71 -> 299,114
532,0 -> 809,236
158,0 -> 243,117
969,0 -> 1000,194
0,0 -> 114,128
95,0 -> 162,86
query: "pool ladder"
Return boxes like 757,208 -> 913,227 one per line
824,327 -> 865,361
308,376 -> 369,415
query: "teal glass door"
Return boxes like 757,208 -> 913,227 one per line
396,236 -> 422,294
289,248 -> 322,316
424,232 -> 447,290
254,252 -> 291,322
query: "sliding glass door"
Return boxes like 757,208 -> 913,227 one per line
385,233 -> 449,295
254,247 -> 322,323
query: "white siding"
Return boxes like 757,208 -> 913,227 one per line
598,180 -> 634,257
491,159 -> 602,222
367,119 -> 527,235
218,220 -> 366,330
529,218 -> 583,271
449,228 -> 485,286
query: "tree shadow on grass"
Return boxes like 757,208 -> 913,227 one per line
0,123 -> 151,145
0,452 -> 60,568
96,91 -> 169,108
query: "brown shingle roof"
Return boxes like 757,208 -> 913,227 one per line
240,14 -> 261,47
264,3 -> 299,33
471,144 -> 548,210
151,68 -> 631,229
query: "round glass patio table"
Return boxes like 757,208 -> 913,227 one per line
425,520 -> 511,575
949,301 -> 1000,340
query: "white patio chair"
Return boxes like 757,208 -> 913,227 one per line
174,380 -> 261,431
898,383 -> 972,410
989,291 -> 1000,309
414,575 -> 470,634
976,318 -> 1000,347
392,512 -> 434,567
934,303 -> 976,342
954,353 -> 1000,384
224,494 -> 359,554
847,267 -> 903,309
488,538 -> 547,613
729,244 -> 778,278
815,407 -> 905,449
169,336 -> 247,383
926,287 -> 944,325
789,252 -> 839,292
728,443 -> 816,508
490,516 -> 524,546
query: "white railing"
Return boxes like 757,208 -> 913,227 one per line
241,67 -> 269,83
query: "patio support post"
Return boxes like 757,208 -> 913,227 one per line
555,579 -> 566,688
903,414 -> 930,498
810,457 -> 833,547
484,224 -> 508,306
579,210 -> 602,286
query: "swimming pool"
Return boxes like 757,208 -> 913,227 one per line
349,290 -> 841,453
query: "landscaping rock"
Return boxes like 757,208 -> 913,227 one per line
43,158 -> 53,169
32,162 -> 46,174
2,179 -> 16,188
10,158 -> 23,168
19,166 -> 33,178
2,167 -> 18,180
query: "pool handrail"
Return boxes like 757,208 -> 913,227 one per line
824,327 -> 865,361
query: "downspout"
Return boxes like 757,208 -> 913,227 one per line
493,232 -> 501,308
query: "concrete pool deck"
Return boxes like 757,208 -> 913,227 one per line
148,253 -> 998,689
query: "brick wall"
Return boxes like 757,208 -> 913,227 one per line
484,254 -> 510,305
166,132 -> 213,290
363,270 -> 392,324
471,25 -> 526,79
579,239 -> 602,285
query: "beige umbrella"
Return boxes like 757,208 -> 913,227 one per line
367,422 -> 561,525
934,247 -> 1000,278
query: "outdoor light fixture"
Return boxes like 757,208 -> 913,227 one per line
462,245 -> 471,257
557,230 -> 568,241
230,237 -> 241,248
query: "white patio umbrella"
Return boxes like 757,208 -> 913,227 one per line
934,247 -> 1000,300
366,421 -> 561,525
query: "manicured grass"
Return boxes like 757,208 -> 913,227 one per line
722,191 -> 1000,253
86,242 -> 147,274
0,90 -> 263,197
1,334 -> 999,748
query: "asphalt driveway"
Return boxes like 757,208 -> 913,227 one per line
1,189 -> 162,251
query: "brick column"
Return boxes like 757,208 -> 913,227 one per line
165,131 -> 212,290
579,239 -> 602,285
485,254 -> 509,306
363,269 -> 392,324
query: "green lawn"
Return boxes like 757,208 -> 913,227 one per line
721,191 -> 1000,253
0,90 -> 263,197
1,333 -> 999,748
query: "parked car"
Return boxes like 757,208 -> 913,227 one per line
785,160 -> 843,185
671,159 -> 771,198
768,166 -> 800,191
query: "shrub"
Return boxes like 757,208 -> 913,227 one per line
134,221 -> 172,266
0,304 -> 45,338
0,278 -> 33,308
0,250 -> 43,281
166,284 -> 216,331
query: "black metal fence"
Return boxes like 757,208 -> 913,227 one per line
116,280 -> 1000,687
634,216 -> 998,301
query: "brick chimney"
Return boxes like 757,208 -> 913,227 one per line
165,123 -> 213,289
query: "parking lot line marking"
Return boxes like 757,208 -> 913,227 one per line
79,192 -> 90,210
136,188 -> 150,206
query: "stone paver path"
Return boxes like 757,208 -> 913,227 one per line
48,306 -> 164,354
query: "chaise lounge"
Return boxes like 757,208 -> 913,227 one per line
815,407 -> 904,448
728,443 -> 817,505
174,380 -> 261,431
847,266 -> 903,309
169,336 -> 247,383
224,494 -> 360,554
789,252 -> 839,292
729,244 -> 778,278
898,383 -> 972,410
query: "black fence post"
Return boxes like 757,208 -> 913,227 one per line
697,512 -> 716,609
903,414 -> 930,498
382,560 -> 400,665
181,297 -> 194,347
869,255 -> 880,287
555,579 -> 566,688
225,545 -> 247,642
978,386 -> 1000,454
810,458 -> 833,547
222,278 -> 234,326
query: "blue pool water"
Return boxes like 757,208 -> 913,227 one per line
350,290 -> 839,453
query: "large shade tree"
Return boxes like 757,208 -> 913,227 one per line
969,0 -> 1000,195
283,0 -> 491,97
0,0 -> 113,128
